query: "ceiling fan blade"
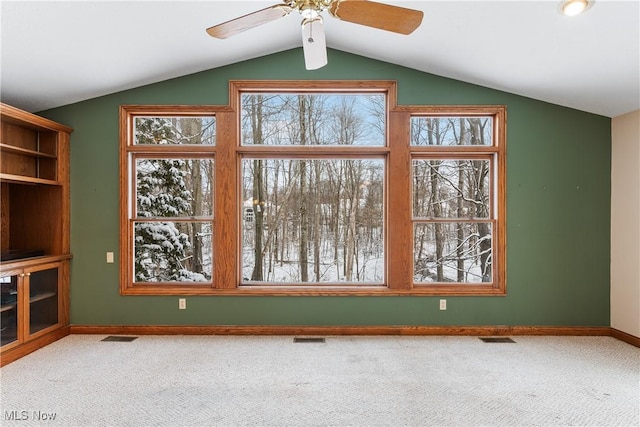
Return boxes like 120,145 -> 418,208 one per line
206,4 -> 293,39
329,0 -> 423,35
301,17 -> 327,70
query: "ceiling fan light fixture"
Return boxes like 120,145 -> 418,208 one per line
301,16 -> 327,70
561,0 -> 590,16
300,7 -> 320,20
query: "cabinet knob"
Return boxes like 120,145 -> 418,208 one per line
25,272 -> 31,276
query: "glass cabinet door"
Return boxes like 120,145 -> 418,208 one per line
27,265 -> 59,336
0,272 -> 20,347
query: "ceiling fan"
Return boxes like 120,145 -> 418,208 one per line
206,0 -> 424,70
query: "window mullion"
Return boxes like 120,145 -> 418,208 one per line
387,111 -> 413,290
213,111 -> 237,289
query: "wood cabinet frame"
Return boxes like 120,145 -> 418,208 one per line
119,81 -> 506,296
1,103 -> 72,365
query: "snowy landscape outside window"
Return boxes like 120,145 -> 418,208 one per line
410,115 -> 503,287
240,93 -> 386,285
241,158 -> 385,284
134,157 -> 214,282
123,111 -> 216,288
120,83 -> 505,295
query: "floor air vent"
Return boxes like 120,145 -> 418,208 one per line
479,337 -> 516,343
293,337 -> 326,343
101,336 -> 138,342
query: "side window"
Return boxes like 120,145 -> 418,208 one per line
121,111 -> 217,293
409,114 -> 506,292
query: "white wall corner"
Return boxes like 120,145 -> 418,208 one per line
611,110 -> 640,338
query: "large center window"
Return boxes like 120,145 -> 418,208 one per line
239,93 -> 386,286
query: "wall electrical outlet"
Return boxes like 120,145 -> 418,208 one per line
439,299 -> 447,310
106,252 -> 114,263
179,298 -> 186,310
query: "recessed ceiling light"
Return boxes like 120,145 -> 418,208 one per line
561,0 -> 591,16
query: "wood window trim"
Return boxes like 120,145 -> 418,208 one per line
401,105 -> 507,295
119,82 -> 506,296
119,105 -> 231,295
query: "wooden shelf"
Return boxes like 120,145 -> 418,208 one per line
0,143 -> 56,159
30,291 -> 56,304
0,254 -> 72,270
0,173 -> 60,186
0,302 -> 17,313
1,286 -> 56,313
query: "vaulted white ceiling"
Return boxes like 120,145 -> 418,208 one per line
1,1 -> 638,117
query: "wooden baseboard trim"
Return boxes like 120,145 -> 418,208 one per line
0,326 -> 70,367
70,324 -> 611,337
610,328 -> 640,347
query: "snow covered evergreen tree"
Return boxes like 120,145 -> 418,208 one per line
134,118 -> 195,282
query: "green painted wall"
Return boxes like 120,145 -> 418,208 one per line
40,48 -> 611,327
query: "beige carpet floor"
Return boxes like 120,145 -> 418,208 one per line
1,335 -> 638,426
